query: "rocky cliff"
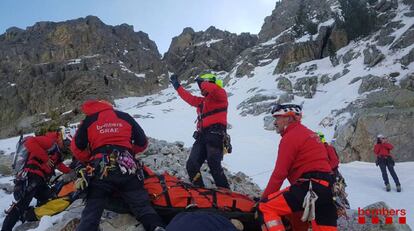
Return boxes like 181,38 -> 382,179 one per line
0,16 -> 168,137
163,26 -> 258,80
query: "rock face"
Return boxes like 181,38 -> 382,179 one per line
0,16 -> 169,138
334,88 -> 414,162
163,26 -> 258,80
258,0 -> 335,43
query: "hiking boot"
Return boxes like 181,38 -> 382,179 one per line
396,184 -> 401,192
385,184 -> 391,192
153,227 -> 166,231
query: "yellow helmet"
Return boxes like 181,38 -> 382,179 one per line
196,73 -> 223,88
317,131 -> 326,143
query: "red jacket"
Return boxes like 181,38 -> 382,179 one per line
325,143 -> 340,170
177,82 -> 227,130
24,132 -> 71,178
262,122 -> 332,198
374,143 -> 393,157
71,100 -> 148,163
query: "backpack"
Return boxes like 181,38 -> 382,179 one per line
12,135 -> 31,175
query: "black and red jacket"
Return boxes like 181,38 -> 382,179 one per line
70,100 -> 148,163
262,122 -> 332,198
177,82 -> 227,130
24,132 -> 71,178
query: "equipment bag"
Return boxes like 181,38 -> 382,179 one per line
12,135 -> 31,175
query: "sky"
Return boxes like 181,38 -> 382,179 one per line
0,0 -> 277,54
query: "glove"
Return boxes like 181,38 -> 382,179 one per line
169,74 -> 180,90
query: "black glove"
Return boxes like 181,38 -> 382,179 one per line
169,74 -> 180,90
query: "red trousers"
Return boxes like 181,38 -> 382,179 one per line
259,178 -> 337,231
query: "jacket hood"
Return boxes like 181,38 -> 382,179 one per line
81,100 -> 114,116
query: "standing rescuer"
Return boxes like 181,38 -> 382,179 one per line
169,73 -> 229,189
258,104 -> 337,231
374,134 -> 401,192
70,100 -> 165,231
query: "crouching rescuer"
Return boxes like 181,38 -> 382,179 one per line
2,130 -> 71,231
70,100 -> 165,231
258,104 -> 337,231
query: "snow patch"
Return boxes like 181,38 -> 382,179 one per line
195,39 -> 223,47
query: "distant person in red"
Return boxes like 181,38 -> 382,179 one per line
374,134 -> 401,192
2,131 -> 71,231
317,132 -> 340,174
169,73 -> 229,189
258,104 -> 337,231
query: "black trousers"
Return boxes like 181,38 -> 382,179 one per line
378,157 -> 400,186
76,168 -> 164,231
1,174 -> 51,231
186,128 -> 229,189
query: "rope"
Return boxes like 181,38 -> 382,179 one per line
248,169 -> 273,178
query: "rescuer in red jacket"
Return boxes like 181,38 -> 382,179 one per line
258,104 -> 337,231
317,132 -> 340,173
71,100 -> 165,231
170,73 -> 229,189
374,134 -> 401,192
2,131 -> 71,231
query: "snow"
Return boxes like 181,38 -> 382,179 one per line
135,73 -> 146,78
296,33 -> 313,43
118,61 -> 146,78
261,28 -> 291,46
194,39 -> 223,47
67,58 -> 81,65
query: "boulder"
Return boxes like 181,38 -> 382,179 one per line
293,76 -> 318,98
277,77 -> 293,92
400,74 -> 414,91
236,94 -> 278,116
263,115 -> 275,131
391,25 -> 414,50
400,47 -> 414,66
320,74 -> 331,85
363,45 -> 385,67
342,49 -> 361,64
358,75 -> 393,94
